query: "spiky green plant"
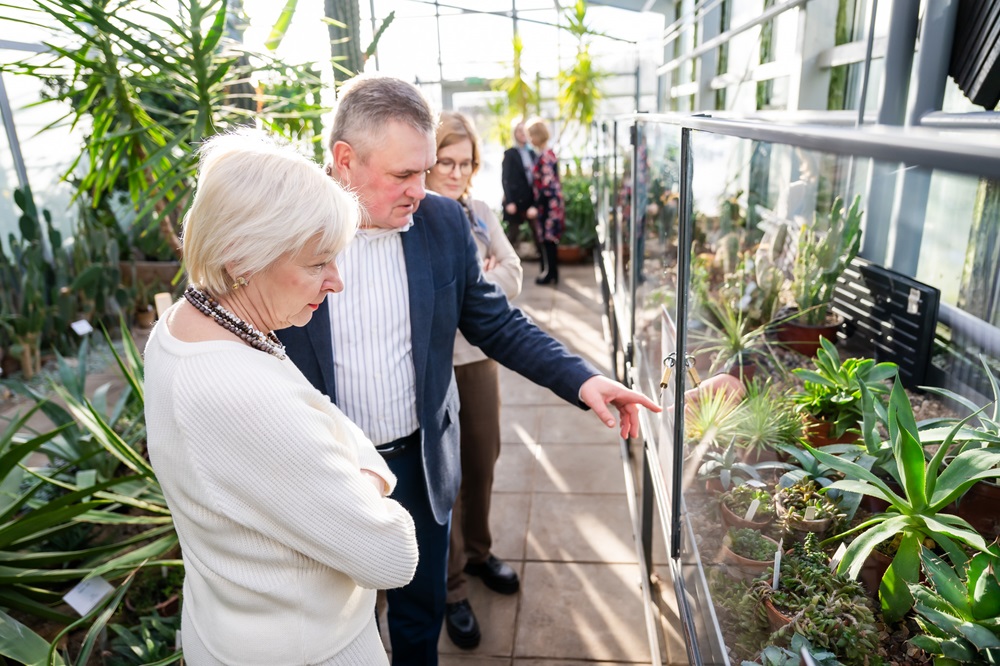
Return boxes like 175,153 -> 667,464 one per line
810,377 -> 1000,621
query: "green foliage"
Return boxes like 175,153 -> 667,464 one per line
106,612 -> 182,665
741,634 -> 840,666
750,534 -> 883,665
4,0 -> 328,260
721,484 -> 775,521
727,527 -> 778,561
561,169 -> 597,249
696,440 -> 790,491
791,196 -> 863,326
557,0 -> 607,135
919,353 -> 1000,450
732,379 -> 803,456
694,294 -> 782,378
792,337 -> 898,439
776,479 -> 842,529
811,378 -> 1000,622
909,546 -> 1000,664
0,324 -> 176,632
492,33 -> 539,127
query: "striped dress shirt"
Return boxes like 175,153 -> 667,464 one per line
327,226 -> 419,446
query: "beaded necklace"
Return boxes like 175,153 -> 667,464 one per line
183,285 -> 287,359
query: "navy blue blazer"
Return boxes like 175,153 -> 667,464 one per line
279,193 -> 598,524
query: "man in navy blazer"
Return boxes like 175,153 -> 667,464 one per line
279,75 -> 659,666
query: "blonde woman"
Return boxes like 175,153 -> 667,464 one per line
424,110 -> 523,650
144,130 -> 417,665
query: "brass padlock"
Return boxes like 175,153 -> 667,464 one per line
660,354 -> 676,389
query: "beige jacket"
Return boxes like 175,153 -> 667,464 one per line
453,197 -> 523,366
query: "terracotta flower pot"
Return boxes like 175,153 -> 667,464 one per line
775,315 -> 843,357
720,535 -> 780,582
803,416 -> 859,447
720,499 -> 773,530
949,478 -> 1000,539
859,547 -> 892,597
764,598 -> 793,632
775,495 -> 833,535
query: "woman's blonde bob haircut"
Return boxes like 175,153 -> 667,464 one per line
182,129 -> 358,297
434,110 -> 482,198
525,117 -> 550,145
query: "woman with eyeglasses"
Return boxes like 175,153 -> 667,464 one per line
423,110 -> 523,650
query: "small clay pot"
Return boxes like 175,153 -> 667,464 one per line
720,535 -> 779,582
764,598 -> 793,632
719,499 -> 773,530
775,495 -> 833,534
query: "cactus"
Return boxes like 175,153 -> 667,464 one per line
791,196 -> 862,326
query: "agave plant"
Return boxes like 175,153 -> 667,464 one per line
809,377 -> 1000,621
909,545 -> 1000,664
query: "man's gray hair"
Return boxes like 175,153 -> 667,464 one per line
330,75 -> 437,161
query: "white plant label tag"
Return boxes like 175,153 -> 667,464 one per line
70,319 -> 93,336
743,499 -> 760,522
830,542 -> 847,571
804,506 -> 817,521
771,539 -> 783,590
746,479 -> 766,488
154,292 -> 174,318
63,576 -> 114,616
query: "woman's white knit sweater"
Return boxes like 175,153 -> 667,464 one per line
144,311 -> 417,665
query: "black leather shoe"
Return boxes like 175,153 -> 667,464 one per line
445,600 -> 481,649
464,555 -> 520,594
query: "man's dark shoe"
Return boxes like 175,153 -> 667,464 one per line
445,600 -> 481,649
464,555 -> 520,595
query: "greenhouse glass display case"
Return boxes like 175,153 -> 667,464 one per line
595,113 -> 1000,665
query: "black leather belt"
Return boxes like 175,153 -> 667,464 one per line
375,430 -> 419,460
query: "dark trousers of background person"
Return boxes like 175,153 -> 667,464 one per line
537,239 -> 559,284
505,214 -> 543,262
446,359 -> 502,603
383,444 -> 450,666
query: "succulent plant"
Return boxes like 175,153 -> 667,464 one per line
750,534 -> 883,665
721,484 -> 775,521
727,527 -> 779,562
909,545 -> 1000,664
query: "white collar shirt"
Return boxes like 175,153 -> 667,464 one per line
327,225 -> 419,445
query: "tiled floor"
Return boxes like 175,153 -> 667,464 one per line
428,262 -> 661,665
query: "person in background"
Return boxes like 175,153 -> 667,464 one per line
424,110 -> 523,650
526,117 -> 565,286
278,74 -> 660,666
501,118 -> 538,252
144,130 -> 417,665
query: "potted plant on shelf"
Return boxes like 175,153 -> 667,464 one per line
731,379 -> 804,464
808,377 -> 1000,621
919,354 -> 1000,538
776,195 -> 862,356
749,533 -> 883,664
696,440 -> 790,493
909,545 -> 1000,664
791,337 -> 898,445
558,169 -> 597,263
775,479 -> 842,537
720,527 -> 780,581
693,294 -> 778,382
719,484 -> 775,529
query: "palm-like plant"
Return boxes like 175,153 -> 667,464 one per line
557,0 -> 607,137
0,324 -> 176,659
3,0 -> 327,258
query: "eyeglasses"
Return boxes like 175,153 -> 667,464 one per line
431,159 -> 477,175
